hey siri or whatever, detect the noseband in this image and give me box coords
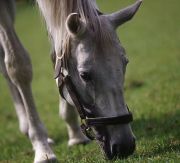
[54,59,133,140]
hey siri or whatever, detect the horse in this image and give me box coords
[0,0,142,162]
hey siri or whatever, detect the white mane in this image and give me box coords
[37,0,100,59]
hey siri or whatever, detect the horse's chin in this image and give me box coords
[101,142,115,160]
[96,135,114,160]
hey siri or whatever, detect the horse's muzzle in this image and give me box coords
[101,136,136,160]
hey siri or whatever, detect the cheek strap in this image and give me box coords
[57,73,133,140]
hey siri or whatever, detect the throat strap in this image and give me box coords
[64,75,87,119]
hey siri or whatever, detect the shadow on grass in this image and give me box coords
[52,126,69,145]
[137,141,180,159]
[133,110,180,157]
[125,79,145,90]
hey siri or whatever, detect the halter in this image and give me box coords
[54,57,133,140]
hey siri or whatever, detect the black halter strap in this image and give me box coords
[55,59,133,140]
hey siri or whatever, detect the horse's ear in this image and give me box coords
[107,0,142,28]
[66,13,87,37]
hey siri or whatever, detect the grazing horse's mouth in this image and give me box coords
[97,137,136,160]
[97,134,114,160]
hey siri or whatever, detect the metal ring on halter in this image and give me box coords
[56,54,64,60]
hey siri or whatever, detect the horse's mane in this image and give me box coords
[37,0,105,60]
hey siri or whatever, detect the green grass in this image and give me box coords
[0,0,179,162]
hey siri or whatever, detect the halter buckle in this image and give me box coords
[81,120,96,140]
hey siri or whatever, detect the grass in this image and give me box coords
[0,0,179,162]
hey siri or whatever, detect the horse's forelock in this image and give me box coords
[37,0,111,60]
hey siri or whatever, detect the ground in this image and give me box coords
[0,0,179,162]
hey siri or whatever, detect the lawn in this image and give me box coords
[0,0,179,162]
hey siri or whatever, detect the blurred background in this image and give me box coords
[0,0,179,162]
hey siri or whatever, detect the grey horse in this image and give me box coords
[0,0,142,162]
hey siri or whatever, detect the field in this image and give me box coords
[0,0,179,162]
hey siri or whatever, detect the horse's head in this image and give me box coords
[62,0,142,160]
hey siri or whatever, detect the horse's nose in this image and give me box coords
[111,137,136,159]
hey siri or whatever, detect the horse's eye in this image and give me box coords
[80,72,92,82]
